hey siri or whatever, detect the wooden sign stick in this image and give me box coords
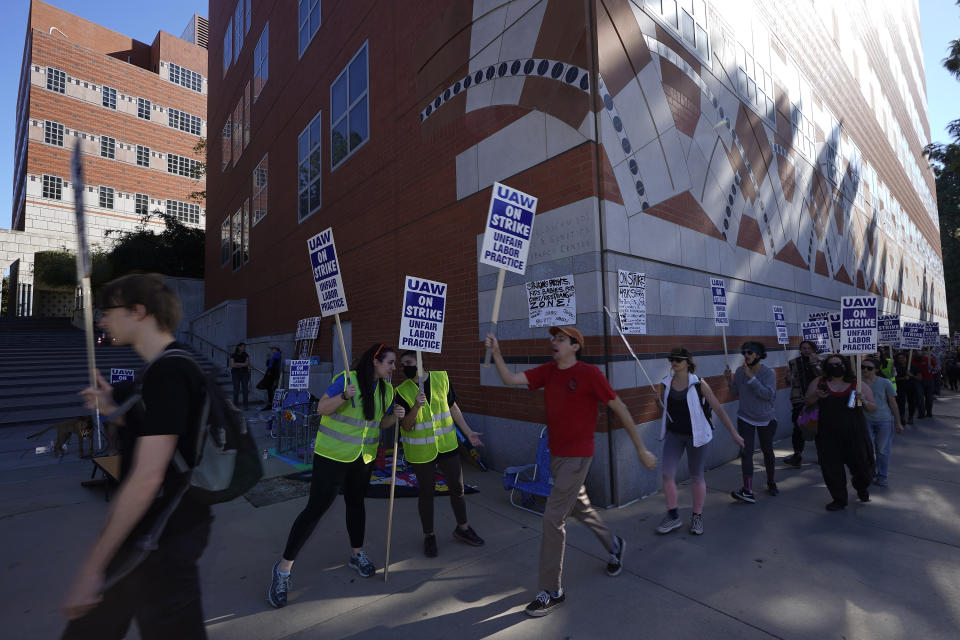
[483,269,506,367]
[334,313,355,408]
[383,375,400,582]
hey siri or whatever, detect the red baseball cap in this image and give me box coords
[549,326,585,351]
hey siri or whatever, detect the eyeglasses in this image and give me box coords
[861,365,875,371]
[741,350,754,356]
[668,357,687,363]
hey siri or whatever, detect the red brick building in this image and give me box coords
[204,0,942,503]
[2,0,207,317]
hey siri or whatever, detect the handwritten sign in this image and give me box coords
[307,227,348,316]
[839,296,877,354]
[900,322,924,350]
[295,316,321,341]
[271,388,287,411]
[399,276,447,354]
[877,314,900,345]
[617,270,646,335]
[526,275,576,328]
[801,320,831,354]
[289,360,310,390]
[479,182,538,275]
[772,305,788,345]
[711,277,728,327]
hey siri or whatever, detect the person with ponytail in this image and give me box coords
[268,344,405,608]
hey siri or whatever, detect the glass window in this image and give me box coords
[42,174,62,200]
[245,0,251,33]
[223,17,232,77]
[46,67,65,93]
[298,111,322,220]
[242,199,250,265]
[166,199,201,225]
[253,154,268,225]
[254,23,269,99]
[232,207,242,270]
[234,1,244,61]
[169,108,202,135]
[99,186,114,209]
[331,42,369,168]
[222,118,232,171]
[243,82,251,148]
[647,0,708,62]
[102,86,117,109]
[298,0,321,57]
[137,97,151,119]
[220,217,230,265]
[232,100,243,163]
[169,63,203,92]
[135,193,149,216]
[44,121,64,146]
[167,154,200,177]
[100,136,116,159]
[136,145,150,167]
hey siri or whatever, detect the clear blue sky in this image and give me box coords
[0,0,207,230]
[921,0,960,145]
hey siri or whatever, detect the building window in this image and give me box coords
[167,153,201,178]
[253,154,268,225]
[298,111,322,221]
[644,0,709,62]
[234,0,245,61]
[223,17,233,77]
[242,199,250,265]
[734,19,774,123]
[166,199,201,225]
[221,118,232,170]
[331,42,369,168]
[102,86,117,109]
[232,207,242,270]
[136,145,150,167]
[169,108,202,135]
[243,82,251,148]
[99,186,115,209]
[245,0,251,33]
[254,23,269,99]
[220,217,230,266]
[46,67,66,93]
[44,120,64,146]
[42,174,62,200]
[100,136,116,159]
[169,62,203,92]
[135,193,149,216]
[137,97,151,119]
[298,0,321,57]
[232,100,243,164]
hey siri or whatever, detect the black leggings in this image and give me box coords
[410,451,467,534]
[282,454,373,561]
[738,419,777,485]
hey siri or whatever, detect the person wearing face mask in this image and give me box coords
[394,351,485,557]
[268,343,406,608]
[725,342,779,503]
[783,340,822,467]
[805,354,877,511]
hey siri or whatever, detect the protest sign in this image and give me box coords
[801,320,831,353]
[772,305,788,345]
[877,314,900,345]
[479,182,538,275]
[617,270,646,335]
[828,312,842,352]
[399,276,447,354]
[109,368,135,385]
[295,316,321,341]
[526,275,576,328]
[289,360,310,390]
[900,322,924,349]
[711,278,728,327]
[807,311,829,323]
[308,228,347,316]
[954,332,960,347]
[839,296,877,354]
[271,389,287,411]
[923,322,940,347]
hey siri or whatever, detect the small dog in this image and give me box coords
[27,416,94,458]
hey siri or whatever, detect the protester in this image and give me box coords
[260,346,282,410]
[783,340,822,467]
[861,356,903,487]
[945,348,959,391]
[63,274,212,638]
[913,348,938,418]
[655,348,743,536]
[394,351,485,557]
[485,327,657,617]
[268,344,405,608]
[805,354,877,510]
[725,342,778,502]
[892,351,921,425]
[230,342,251,410]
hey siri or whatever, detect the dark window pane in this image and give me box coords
[332,76,348,121]
[331,120,348,165]
[299,191,309,219]
[349,47,367,103]
[299,161,310,191]
[298,130,309,162]
[349,97,368,150]
[310,115,323,149]
[310,149,322,181]
[309,182,321,212]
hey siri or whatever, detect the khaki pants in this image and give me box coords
[539,456,614,592]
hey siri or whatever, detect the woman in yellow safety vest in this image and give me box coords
[267,343,405,608]
[395,351,485,558]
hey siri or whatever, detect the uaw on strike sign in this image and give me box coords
[399,276,447,354]
[308,227,347,316]
[839,295,877,354]
[479,182,538,274]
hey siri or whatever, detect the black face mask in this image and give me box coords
[826,363,845,378]
[403,365,418,380]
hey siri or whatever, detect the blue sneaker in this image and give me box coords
[267,561,290,608]
[348,550,376,577]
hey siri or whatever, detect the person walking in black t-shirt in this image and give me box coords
[230,342,251,409]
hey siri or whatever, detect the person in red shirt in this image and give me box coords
[913,348,938,418]
[485,326,656,617]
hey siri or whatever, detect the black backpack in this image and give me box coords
[694,381,714,429]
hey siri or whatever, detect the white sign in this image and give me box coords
[526,275,576,328]
[900,322,924,349]
[399,276,447,354]
[271,389,287,411]
[877,314,900,344]
[807,311,830,323]
[479,182,538,275]
[289,360,311,390]
[308,227,348,317]
[295,316,321,341]
[109,368,135,384]
[711,277,728,327]
[617,270,646,335]
[772,305,788,345]
[828,312,842,352]
[839,296,878,354]
[922,322,940,347]
[801,320,831,354]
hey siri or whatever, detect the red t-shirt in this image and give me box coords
[524,361,616,457]
[914,356,937,381]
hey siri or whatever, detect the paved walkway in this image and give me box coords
[2,394,959,639]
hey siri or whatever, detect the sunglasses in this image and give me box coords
[861,365,875,371]
[668,357,687,363]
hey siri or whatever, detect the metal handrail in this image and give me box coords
[182,330,266,375]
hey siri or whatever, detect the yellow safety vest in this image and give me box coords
[314,371,393,464]
[395,371,457,464]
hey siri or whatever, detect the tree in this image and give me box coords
[189,137,207,203]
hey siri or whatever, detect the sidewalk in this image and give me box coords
[2,395,959,639]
